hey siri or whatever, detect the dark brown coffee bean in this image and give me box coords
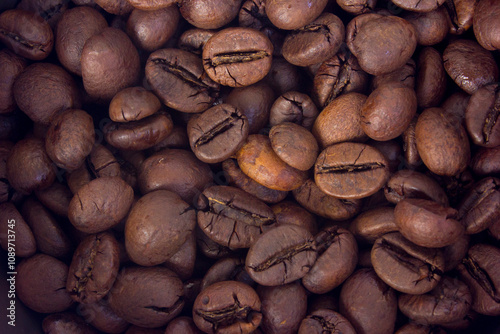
[188,104,249,164]
[146,48,220,113]
[416,47,447,108]
[282,13,344,67]
[6,137,56,194]
[401,115,421,168]
[269,92,319,130]
[125,190,196,266]
[371,232,445,294]
[339,268,397,334]
[361,82,417,141]
[246,224,317,286]
[55,6,107,76]
[200,256,253,291]
[302,226,358,294]
[264,57,301,96]
[0,9,53,60]
[471,146,500,176]
[94,0,133,15]
[0,202,36,257]
[178,28,216,55]
[179,0,242,30]
[127,5,180,52]
[34,181,71,217]
[0,49,27,114]
[445,0,477,35]
[165,316,202,334]
[457,244,500,316]
[314,142,390,199]
[108,266,184,328]
[193,280,262,334]
[349,207,398,245]
[415,107,470,176]
[42,312,98,334]
[68,176,134,233]
[336,0,376,15]
[81,27,140,102]
[77,299,130,334]
[443,39,498,94]
[236,134,308,191]
[66,232,120,304]
[203,27,273,87]
[238,0,268,30]
[13,62,81,125]
[17,253,73,313]
[403,6,449,46]
[299,309,356,334]
[465,83,500,147]
[393,0,445,12]
[473,0,500,50]
[109,86,162,123]
[442,234,470,272]
[127,0,177,10]
[265,0,328,30]
[272,200,317,235]
[371,58,416,92]
[163,229,197,280]
[197,185,275,249]
[293,179,362,221]
[17,0,68,28]
[394,198,463,248]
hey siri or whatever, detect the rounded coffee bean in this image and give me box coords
[471,146,500,176]
[203,27,273,87]
[17,254,73,313]
[403,7,449,46]
[179,0,242,30]
[17,0,69,28]
[0,202,36,257]
[68,176,134,233]
[66,232,120,304]
[109,86,162,123]
[245,224,317,286]
[269,91,319,130]
[77,299,130,333]
[108,266,184,328]
[442,234,470,272]
[371,232,445,294]
[164,229,197,281]
[265,0,328,30]
[200,256,253,291]
[146,48,220,113]
[42,312,98,334]
[188,104,249,164]
[125,190,196,266]
[272,200,317,234]
[299,309,356,334]
[445,0,476,35]
[473,0,500,51]
[371,58,417,91]
[416,47,447,108]
[465,83,500,147]
[0,9,54,60]
[349,206,398,244]
[193,280,262,334]
[178,28,216,55]
[314,142,390,199]
[337,0,376,15]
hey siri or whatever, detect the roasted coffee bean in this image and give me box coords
[0,49,27,114]
[94,0,133,15]
[42,312,98,334]
[108,266,184,328]
[188,104,249,164]
[197,185,275,249]
[473,0,500,50]
[371,58,417,91]
[0,9,54,60]
[109,86,162,123]
[445,0,477,35]
[349,207,398,245]
[17,0,68,28]
[298,308,356,334]
[465,82,500,147]
[403,6,449,46]
[238,0,269,31]
[271,201,317,235]
[371,232,445,294]
[193,280,262,334]
[392,0,446,12]
[269,91,319,130]
[442,234,470,272]
[314,142,390,199]
[179,0,242,30]
[77,299,130,333]
[201,256,254,291]
[336,0,376,15]
[202,27,273,87]
[264,57,301,96]
[416,47,447,108]
[471,146,500,176]
[146,48,220,113]
[165,316,202,334]
[196,227,233,260]
[245,224,317,286]
[402,115,421,168]
[339,268,397,334]
[125,190,196,266]
[0,202,36,257]
[127,0,177,10]
[163,229,197,281]
[178,29,216,55]
[265,0,329,30]
[66,232,119,304]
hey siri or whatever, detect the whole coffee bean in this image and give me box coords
[17,253,73,313]
[66,232,120,304]
[197,185,275,249]
[299,309,356,334]
[17,0,68,28]
[371,58,416,91]
[471,146,500,175]
[293,179,362,220]
[104,112,174,151]
[34,181,72,217]
[282,13,345,67]
[94,0,133,15]
[384,169,449,206]
[445,0,477,35]
[269,92,318,130]
[339,268,397,334]
[201,256,254,291]
[371,232,445,294]
[108,266,184,328]
[416,47,447,108]
[193,280,262,334]
[165,316,202,334]
[109,87,162,123]
[13,62,81,125]
[403,7,449,46]
[0,49,27,114]
[138,148,212,204]
[77,299,130,333]
[202,27,273,87]
[265,0,329,30]
[178,28,216,55]
[68,176,134,233]
[179,0,242,30]
[0,202,36,257]
[81,27,140,102]
[188,104,249,164]
[6,137,56,194]
[336,0,376,15]
[302,226,358,294]
[146,48,220,113]
[245,224,317,286]
[465,83,500,147]
[42,312,98,334]
[196,228,232,260]
[348,15,417,75]
[361,82,417,141]
[457,177,500,234]
[349,207,398,244]
[442,39,498,94]
[415,107,470,176]
[473,0,500,50]
[0,9,54,60]
[45,109,95,171]
[272,201,317,234]
[239,0,269,30]
[127,0,177,10]
[225,81,275,134]
[125,190,196,266]
[269,122,318,171]
[55,6,107,76]
[457,244,500,316]
[127,5,180,52]
[314,142,390,199]
[402,115,421,168]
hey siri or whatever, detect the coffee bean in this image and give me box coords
[299,308,356,334]
[349,207,398,244]
[265,0,329,30]
[179,0,242,30]
[269,91,319,130]
[473,0,500,50]
[465,82,500,147]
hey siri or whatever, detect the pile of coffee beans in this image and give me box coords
[1,0,499,333]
